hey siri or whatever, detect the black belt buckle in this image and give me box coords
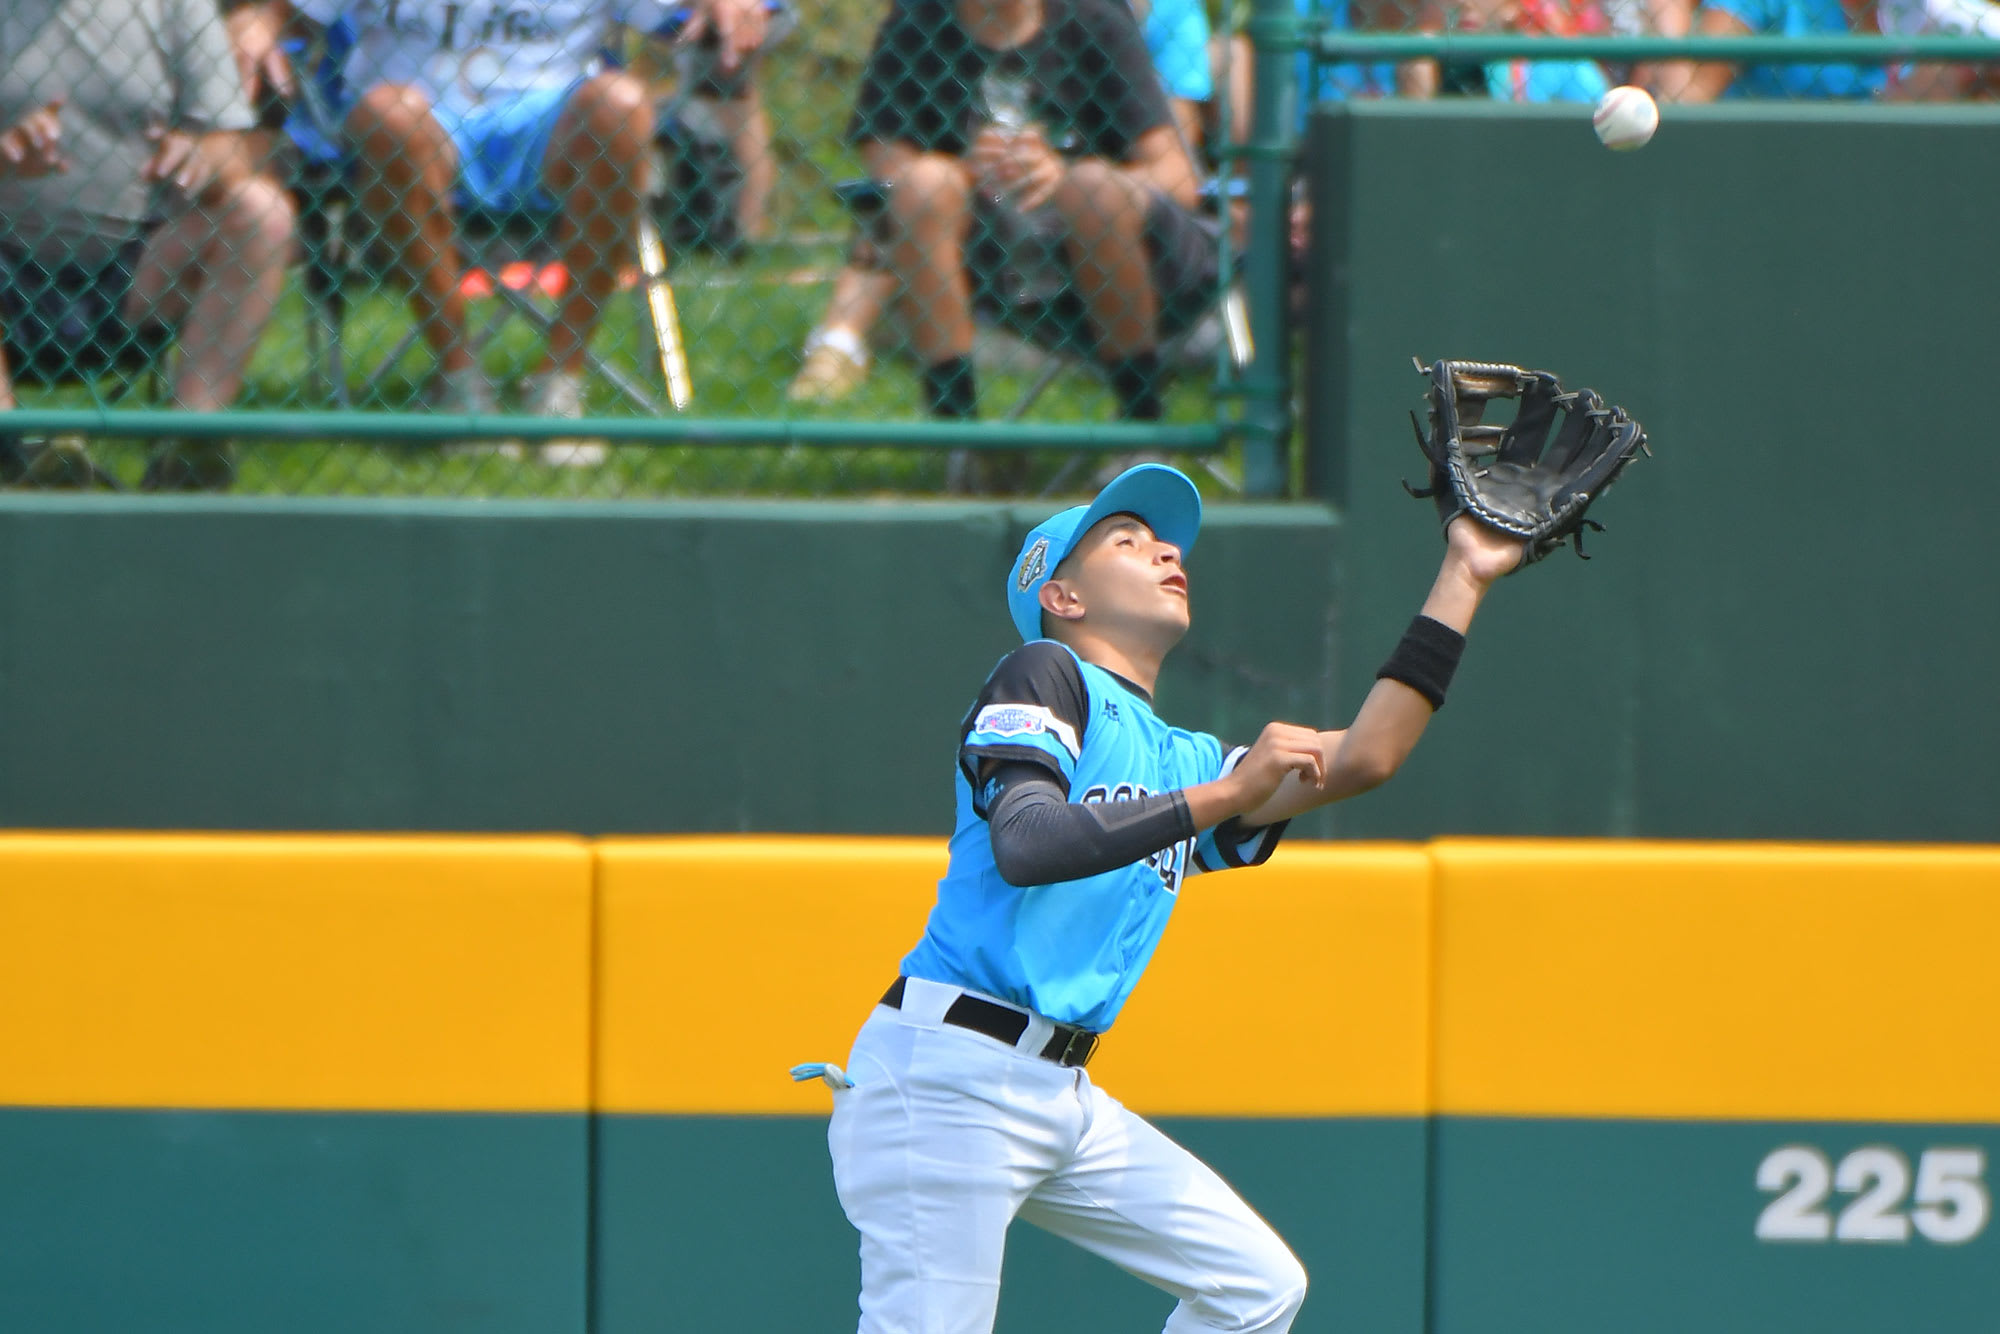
[1044,1025,1100,1069]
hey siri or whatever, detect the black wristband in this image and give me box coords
[1375,614,1466,711]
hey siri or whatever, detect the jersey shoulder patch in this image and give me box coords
[970,702,1081,758]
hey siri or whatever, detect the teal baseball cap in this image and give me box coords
[1007,463,1203,642]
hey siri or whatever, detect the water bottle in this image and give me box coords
[979,68,1033,136]
[975,63,1060,305]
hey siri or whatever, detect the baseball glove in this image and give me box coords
[1406,358,1649,565]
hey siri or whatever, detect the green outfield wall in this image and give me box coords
[1302,102,2000,843]
[0,835,595,1334]
[5,835,1997,1333]
[0,497,1337,837]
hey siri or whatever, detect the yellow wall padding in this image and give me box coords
[0,835,594,1111]
[1094,843,1432,1116]
[11,835,1998,1121]
[593,837,1432,1116]
[1430,840,2000,1121]
[594,837,944,1115]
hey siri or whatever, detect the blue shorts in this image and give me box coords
[432,80,586,214]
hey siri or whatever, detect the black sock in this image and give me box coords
[922,356,978,419]
[1107,351,1164,421]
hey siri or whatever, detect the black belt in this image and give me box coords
[880,976,1101,1069]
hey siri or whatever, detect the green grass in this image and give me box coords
[25,240,1234,499]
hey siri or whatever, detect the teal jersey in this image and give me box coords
[901,641,1285,1031]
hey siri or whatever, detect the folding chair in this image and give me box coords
[282,19,680,414]
[0,241,181,489]
[831,175,1253,423]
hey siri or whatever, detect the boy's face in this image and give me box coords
[1041,514,1191,646]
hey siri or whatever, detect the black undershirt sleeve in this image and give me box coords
[984,762,1196,887]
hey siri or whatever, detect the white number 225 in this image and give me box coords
[1756,1146,1988,1245]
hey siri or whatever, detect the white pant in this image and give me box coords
[827,977,1308,1334]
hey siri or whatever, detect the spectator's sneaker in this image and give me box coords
[0,432,25,484]
[432,364,497,415]
[431,366,522,458]
[141,438,236,492]
[787,330,870,404]
[3,433,106,489]
[525,369,607,468]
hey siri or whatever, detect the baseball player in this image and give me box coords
[814,461,1525,1334]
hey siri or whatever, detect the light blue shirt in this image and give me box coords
[1296,0,1398,110]
[1704,0,1884,97]
[901,642,1283,1032]
[1483,57,1611,102]
[1140,0,1214,101]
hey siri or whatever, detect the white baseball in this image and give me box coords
[1593,86,1658,151]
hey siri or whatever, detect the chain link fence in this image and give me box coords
[0,0,1993,497]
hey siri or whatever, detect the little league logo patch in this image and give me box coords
[1017,537,1050,591]
[975,704,1050,738]
[973,702,1081,758]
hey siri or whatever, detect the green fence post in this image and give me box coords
[1238,0,1309,498]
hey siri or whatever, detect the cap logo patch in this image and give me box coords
[1016,536,1050,591]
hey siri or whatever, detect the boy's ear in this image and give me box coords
[1039,577,1084,626]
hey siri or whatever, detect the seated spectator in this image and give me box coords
[1652,0,1883,100]
[0,0,296,491]
[245,0,765,463]
[789,0,1239,410]
[1297,0,1418,104]
[1876,0,2000,98]
[793,0,1210,426]
[1405,0,1614,101]
[1880,0,2000,32]
[626,4,798,254]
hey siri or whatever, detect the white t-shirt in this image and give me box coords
[297,1,685,107]
[1877,0,2000,34]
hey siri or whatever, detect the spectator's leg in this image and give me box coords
[345,84,471,373]
[1881,64,1976,100]
[789,259,890,404]
[701,86,774,244]
[883,154,976,416]
[1049,161,1163,417]
[823,264,893,346]
[1207,34,1253,158]
[540,70,651,375]
[127,175,297,411]
[1051,162,1157,356]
